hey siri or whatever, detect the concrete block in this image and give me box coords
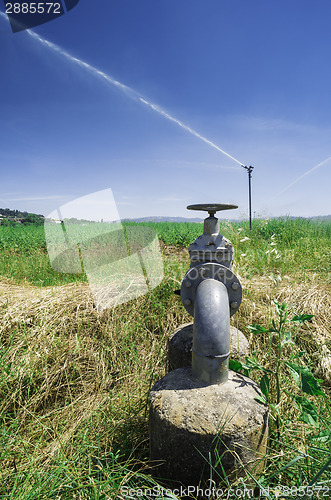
[149,367,268,486]
[168,323,249,371]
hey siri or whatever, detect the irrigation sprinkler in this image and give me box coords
[242,165,254,230]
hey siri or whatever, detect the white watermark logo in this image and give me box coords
[44,188,164,311]
[119,485,272,499]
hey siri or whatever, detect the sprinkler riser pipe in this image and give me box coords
[192,279,230,384]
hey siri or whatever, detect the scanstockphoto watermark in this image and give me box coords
[120,484,331,499]
[44,188,164,312]
[120,485,272,499]
[173,247,296,266]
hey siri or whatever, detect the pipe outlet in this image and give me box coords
[192,279,230,385]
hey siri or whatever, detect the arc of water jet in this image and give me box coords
[27,28,138,98]
[274,156,331,198]
[0,9,245,170]
[139,98,244,167]
[30,27,245,168]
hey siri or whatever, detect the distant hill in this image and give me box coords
[1,207,330,225]
[0,208,44,225]
[0,207,44,219]
[125,215,331,224]
[124,216,204,223]
[310,215,331,221]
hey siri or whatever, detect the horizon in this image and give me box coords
[1,2,331,220]
[1,205,330,224]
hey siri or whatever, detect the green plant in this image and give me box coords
[230,300,331,493]
[231,301,322,442]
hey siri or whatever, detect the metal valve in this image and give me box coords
[186,203,238,269]
[179,203,242,384]
[181,203,242,316]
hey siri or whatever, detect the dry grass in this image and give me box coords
[0,266,191,483]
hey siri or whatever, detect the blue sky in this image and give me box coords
[0,0,330,221]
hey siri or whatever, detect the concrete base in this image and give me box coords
[149,368,268,486]
[168,323,249,371]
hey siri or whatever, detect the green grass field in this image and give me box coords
[0,218,330,499]
[1,217,330,286]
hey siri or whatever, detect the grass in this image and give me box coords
[0,217,330,286]
[0,218,330,498]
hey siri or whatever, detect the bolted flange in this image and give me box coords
[180,262,242,317]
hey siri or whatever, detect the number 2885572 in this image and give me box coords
[5,3,61,14]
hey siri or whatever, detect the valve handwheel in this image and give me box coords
[187,204,238,217]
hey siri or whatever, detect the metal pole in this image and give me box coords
[242,165,254,230]
[248,166,252,230]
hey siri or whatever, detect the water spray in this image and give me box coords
[274,156,331,198]
[0,10,244,170]
[139,98,244,166]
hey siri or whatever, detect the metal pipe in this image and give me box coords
[242,165,254,230]
[248,167,253,230]
[192,279,230,384]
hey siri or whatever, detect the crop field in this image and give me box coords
[0,218,330,499]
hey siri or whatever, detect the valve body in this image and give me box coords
[180,204,242,384]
